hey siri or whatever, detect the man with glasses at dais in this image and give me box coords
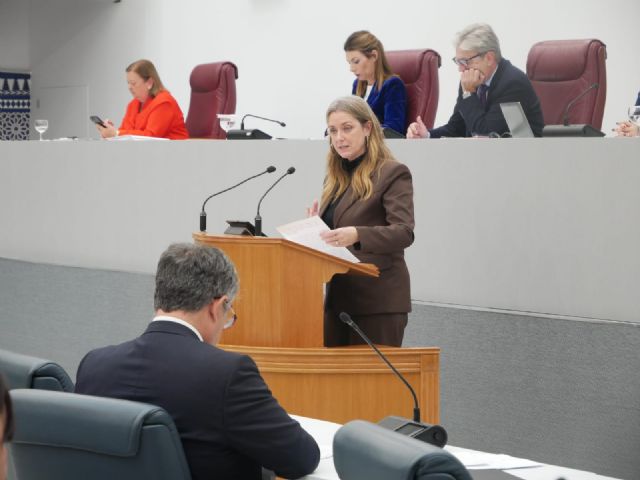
[407,23,544,138]
[75,243,320,480]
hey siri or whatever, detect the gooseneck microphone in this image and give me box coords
[339,312,420,422]
[199,166,276,232]
[254,167,296,236]
[563,83,599,126]
[240,114,286,129]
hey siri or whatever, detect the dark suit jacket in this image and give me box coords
[75,321,320,480]
[430,59,544,138]
[321,160,414,315]
[636,90,640,106]
[353,76,408,134]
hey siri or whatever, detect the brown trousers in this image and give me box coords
[324,309,408,347]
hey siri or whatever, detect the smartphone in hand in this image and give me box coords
[90,115,107,128]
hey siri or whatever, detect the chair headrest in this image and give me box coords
[190,61,238,92]
[10,389,175,457]
[387,49,441,84]
[0,348,73,391]
[527,39,606,82]
[333,420,472,480]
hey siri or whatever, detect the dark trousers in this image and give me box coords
[324,309,408,347]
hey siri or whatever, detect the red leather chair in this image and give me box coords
[526,39,607,130]
[387,49,441,130]
[185,61,238,139]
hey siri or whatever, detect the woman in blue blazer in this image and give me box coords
[344,31,407,134]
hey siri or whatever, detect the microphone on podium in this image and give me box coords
[339,312,448,447]
[227,114,286,140]
[254,167,296,237]
[199,166,276,232]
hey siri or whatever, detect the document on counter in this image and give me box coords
[277,216,359,263]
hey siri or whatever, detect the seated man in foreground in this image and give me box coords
[75,243,320,480]
[407,23,544,138]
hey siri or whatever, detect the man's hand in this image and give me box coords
[407,115,428,139]
[460,69,485,94]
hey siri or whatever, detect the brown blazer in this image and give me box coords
[320,159,415,315]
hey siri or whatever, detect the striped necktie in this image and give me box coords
[477,84,489,107]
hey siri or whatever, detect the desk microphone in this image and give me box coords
[563,83,599,126]
[241,114,286,129]
[227,114,286,140]
[199,166,276,232]
[338,312,448,447]
[339,312,420,422]
[254,167,295,236]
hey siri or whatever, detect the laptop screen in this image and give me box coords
[500,102,534,138]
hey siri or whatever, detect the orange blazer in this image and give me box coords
[119,90,189,140]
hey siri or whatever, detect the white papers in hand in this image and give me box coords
[277,216,360,263]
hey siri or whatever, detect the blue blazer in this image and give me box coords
[75,321,320,480]
[352,76,407,133]
[635,91,640,106]
[430,59,544,138]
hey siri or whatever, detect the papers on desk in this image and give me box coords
[445,446,540,470]
[276,216,359,263]
[106,135,169,141]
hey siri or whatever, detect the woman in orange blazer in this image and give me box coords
[96,59,189,140]
[308,96,415,347]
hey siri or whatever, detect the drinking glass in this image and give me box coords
[34,119,49,141]
[217,114,237,132]
[628,106,640,125]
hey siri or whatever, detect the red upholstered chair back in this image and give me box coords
[185,61,238,139]
[526,39,607,130]
[387,49,441,130]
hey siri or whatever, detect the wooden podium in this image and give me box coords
[193,233,440,424]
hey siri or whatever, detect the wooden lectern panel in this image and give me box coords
[224,345,440,425]
[193,233,377,348]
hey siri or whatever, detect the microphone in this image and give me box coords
[339,312,448,448]
[254,167,296,236]
[339,312,420,422]
[199,166,276,232]
[227,114,286,140]
[240,114,286,129]
[563,83,599,126]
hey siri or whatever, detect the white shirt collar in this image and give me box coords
[152,315,203,342]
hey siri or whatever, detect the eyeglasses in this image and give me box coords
[452,52,485,67]
[223,304,237,330]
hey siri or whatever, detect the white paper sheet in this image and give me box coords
[277,216,359,263]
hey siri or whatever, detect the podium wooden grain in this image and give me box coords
[194,233,440,424]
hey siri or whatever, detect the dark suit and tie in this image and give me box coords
[430,58,544,138]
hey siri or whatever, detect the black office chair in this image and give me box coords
[333,420,472,480]
[9,389,192,480]
[0,348,73,392]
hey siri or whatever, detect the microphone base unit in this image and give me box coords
[377,415,448,448]
[223,220,267,237]
[542,124,605,137]
[227,129,272,140]
[382,127,406,139]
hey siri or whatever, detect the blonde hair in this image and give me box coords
[344,31,396,97]
[126,59,166,97]
[322,96,395,207]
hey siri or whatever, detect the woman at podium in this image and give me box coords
[309,96,414,347]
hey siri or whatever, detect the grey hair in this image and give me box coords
[154,243,238,312]
[454,23,502,62]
